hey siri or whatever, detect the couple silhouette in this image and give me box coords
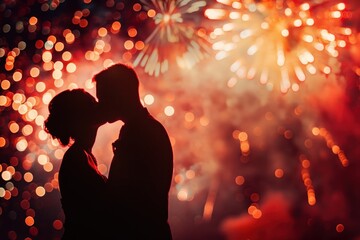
[44,63,174,240]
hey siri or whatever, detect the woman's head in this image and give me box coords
[44,89,99,146]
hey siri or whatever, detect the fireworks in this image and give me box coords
[205,0,353,93]
[133,0,212,76]
[0,1,359,240]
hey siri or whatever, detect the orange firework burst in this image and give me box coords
[205,0,353,93]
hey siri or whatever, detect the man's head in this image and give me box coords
[93,63,141,123]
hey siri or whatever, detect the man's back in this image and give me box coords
[106,107,173,239]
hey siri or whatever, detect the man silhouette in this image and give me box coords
[93,63,173,239]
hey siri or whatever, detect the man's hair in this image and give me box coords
[93,63,139,96]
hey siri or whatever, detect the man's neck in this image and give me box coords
[122,106,148,123]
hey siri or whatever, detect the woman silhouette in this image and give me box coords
[44,88,107,239]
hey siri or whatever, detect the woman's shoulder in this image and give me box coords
[61,145,88,168]
[64,145,86,158]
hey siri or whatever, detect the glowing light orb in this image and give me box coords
[206,0,353,93]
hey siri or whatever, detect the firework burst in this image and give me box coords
[133,0,212,76]
[205,0,353,93]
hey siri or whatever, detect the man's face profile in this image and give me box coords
[96,84,120,123]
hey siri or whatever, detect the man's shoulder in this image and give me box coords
[146,116,168,134]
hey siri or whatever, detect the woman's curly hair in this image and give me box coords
[44,89,97,146]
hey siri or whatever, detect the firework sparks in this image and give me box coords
[205,0,353,93]
[312,127,349,167]
[133,0,211,76]
[300,155,316,206]
[203,179,219,220]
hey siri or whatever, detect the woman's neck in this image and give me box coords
[73,139,93,153]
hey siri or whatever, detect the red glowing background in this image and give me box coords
[0,1,359,239]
